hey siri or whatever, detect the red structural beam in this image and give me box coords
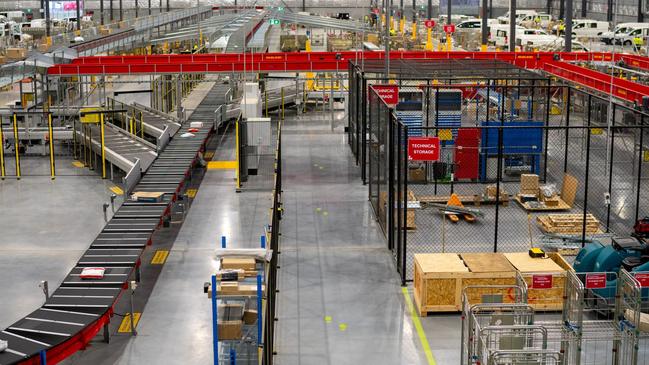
[47,51,649,103]
[542,60,649,104]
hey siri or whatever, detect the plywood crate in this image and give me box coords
[504,252,572,311]
[413,253,517,315]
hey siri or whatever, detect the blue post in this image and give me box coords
[257,274,262,346]
[229,348,236,365]
[211,274,218,365]
[260,235,266,249]
[39,350,46,365]
[221,236,226,248]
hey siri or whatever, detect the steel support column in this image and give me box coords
[565,0,572,51]
[481,0,488,49]
[509,0,516,51]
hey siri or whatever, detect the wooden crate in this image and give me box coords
[536,213,601,234]
[504,252,572,311]
[413,253,517,315]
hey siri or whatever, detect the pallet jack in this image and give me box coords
[428,194,484,223]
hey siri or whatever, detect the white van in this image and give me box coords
[519,13,553,28]
[490,24,525,48]
[497,10,537,24]
[569,19,609,37]
[600,23,645,44]
[614,25,649,46]
[517,28,560,48]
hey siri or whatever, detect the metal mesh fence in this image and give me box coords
[367,81,649,282]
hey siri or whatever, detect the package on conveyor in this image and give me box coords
[130,191,164,203]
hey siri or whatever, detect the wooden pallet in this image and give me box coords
[514,195,572,211]
[419,194,509,206]
[537,214,601,234]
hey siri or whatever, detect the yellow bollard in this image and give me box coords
[140,112,144,138]
[411,21,417,41]
[426,28,433,50]
[100,113,106,179]
[12,113,20,179]
[265,89,268,117]
[235,118,241,191]
[446,33,452,51]
[481,44,488,52]
[0,116,4,179]
[47,113,55,180]
[399,18,405,34]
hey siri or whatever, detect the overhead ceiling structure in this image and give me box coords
[270,10,376,33]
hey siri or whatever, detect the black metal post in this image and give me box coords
[559,0,565,19]
[149,0,152,15]
[581,0,587,17]
[110,0,114,21]
[607,0,613,21]
[639,0,644,22]
[402,124,408,285]
[388,114,394,252]
[362,77,368,184]
[119,0,123,21]
[427,0,432,19]
[581,95,592,246]
[565,0,573,51]
[447,0,451,24]
[434,85,439,194]
[543,82,551,182]
[494,88,505,252]
[100,0,104,24]
[45,0,50,36]
[563,88,571,173]
[636,116,645,222]
[605,104,616,232]
[509,0,516,51]
[481,0,488,49]
[76,0,81,30]
[135,0,139,18]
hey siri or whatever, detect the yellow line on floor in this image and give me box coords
[118,313,141,333]
[151,250,169,264]
[186,188,197,198]
[109,186,124,195]
[401,287,437,365]
[207,160,237,170]
[72,161,84,168]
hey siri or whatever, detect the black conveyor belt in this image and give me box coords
[0,82,229,364]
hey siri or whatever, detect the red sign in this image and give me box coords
[408,137,440,161]
[424,19,436,28]
[532,274,553,289]
[373,85,399,105]
[585,273,607,289]
[635,273,649,287]
[443,24,456,33]
[373,8,380,14]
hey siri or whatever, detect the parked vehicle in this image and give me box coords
[612,24,649,46]
[518,13,553,28]
[0,11,25,22]
[600,23,645,44]
[456,18,499,30]
[497,10,537,24]
[553,19,609,37]
[489,24,525,48]
[517,28,560,48]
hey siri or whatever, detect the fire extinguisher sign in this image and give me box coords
[408,137,440,161]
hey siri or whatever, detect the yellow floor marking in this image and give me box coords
[207,160,237,169]
[186,188,197,198]
[118,313,141,333]
[401,287,437,365]
[323,211,329,216]
[204,151,214,159]
[72,161,84,168]
[338,323,347,331]
[109,186,124,195]
[315,208,321,213]
[324,316,332,323]
[151,250,169,264]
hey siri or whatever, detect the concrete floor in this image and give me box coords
[0,157,126,329]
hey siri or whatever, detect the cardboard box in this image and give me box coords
[220,282,239,293]
[544,196,560,207]
[6,48,27,60]
[222,257,256,271]
[520,174,539,194]
[0,56,6,65]
[190,122,203,128]
[218,304,243,340]
[131,191,164,202]
[243,309,258,325]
